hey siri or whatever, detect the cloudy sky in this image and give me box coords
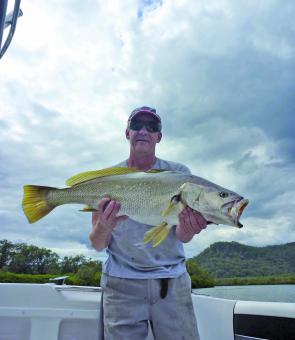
[1,0,294,262]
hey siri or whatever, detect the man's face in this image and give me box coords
[126,113,162,153]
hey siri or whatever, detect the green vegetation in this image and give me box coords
[192,241,295,279]
[0,239,213,287]
[0,239,102,286]
[186,259,215,288]
[215,275,295,286]
[1,239,295,287]
[0,270,57,284]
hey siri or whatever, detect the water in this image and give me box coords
[193,284,295,302]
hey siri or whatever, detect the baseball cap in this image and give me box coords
[128,106,161,124]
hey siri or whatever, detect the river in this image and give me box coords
[193,284,295,302]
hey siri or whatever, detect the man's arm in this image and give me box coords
[175,207,207,243]
[89,197,128,251]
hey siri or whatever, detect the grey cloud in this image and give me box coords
[31,102,60,118]
[1,0,295,257]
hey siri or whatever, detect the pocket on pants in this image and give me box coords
[170,271,192,298]
[100,273,107,289]
[182,271,192,291]
[101,274,127,293]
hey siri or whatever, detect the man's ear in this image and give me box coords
[125,128,130,140]
[157,132,162,143]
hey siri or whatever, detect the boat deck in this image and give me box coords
[0,283,294,340]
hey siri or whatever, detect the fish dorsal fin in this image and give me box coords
[66,167,139,186]
[65,167,166,187]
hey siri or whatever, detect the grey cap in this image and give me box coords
[128,106,161,123]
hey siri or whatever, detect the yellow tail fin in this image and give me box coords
[22,185,56,223]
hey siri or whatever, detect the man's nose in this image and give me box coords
[138,125,149,133]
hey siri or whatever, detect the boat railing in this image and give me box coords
[0,0,23,59]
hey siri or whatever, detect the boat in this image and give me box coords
[0,280,294,340]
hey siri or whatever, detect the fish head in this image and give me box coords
[180,182,249,228]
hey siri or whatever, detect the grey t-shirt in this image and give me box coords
[102,158,191,279]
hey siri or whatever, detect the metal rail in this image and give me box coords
[0,0,23,59]
[53,286,102,292]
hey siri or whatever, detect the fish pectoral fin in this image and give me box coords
[161,194,181,217]
[152,226,171,247]
[143,223,167,245]
[161,202,175,217]
[79,205,97,212]
[143,222,171,247]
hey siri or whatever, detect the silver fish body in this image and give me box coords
[22,168,249,246]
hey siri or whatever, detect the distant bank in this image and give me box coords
[191,241,295,280]
[2,239,295,288]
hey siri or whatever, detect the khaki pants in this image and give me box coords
[99,272,200,340]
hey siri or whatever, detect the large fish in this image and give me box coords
[22,167,249,247]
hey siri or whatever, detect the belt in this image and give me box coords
[160,278,169,299]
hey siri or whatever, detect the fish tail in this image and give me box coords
[22,185,57,223]
[143,222,171,247]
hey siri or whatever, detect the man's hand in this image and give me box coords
[89,197,128,251]
[92,197,128,230]
[175,207,207,243]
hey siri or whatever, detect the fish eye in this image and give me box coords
[219,191,229,198]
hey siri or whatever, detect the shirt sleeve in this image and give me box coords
[176,163,191,175]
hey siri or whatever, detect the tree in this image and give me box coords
[76,261,102,286]
[0,239,15,268]
[8,243,60,274]
[60,255,87,274]
[186,259,215,288]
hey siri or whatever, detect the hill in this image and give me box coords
[192,241,295,278]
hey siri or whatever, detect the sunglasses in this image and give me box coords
[129,120,161,133]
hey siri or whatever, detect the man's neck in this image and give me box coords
[127,153,157,171]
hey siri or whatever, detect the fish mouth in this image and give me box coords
[224,198,249,228]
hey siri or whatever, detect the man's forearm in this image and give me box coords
[89,227,112,251]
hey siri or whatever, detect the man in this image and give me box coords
[89,107,207,340]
